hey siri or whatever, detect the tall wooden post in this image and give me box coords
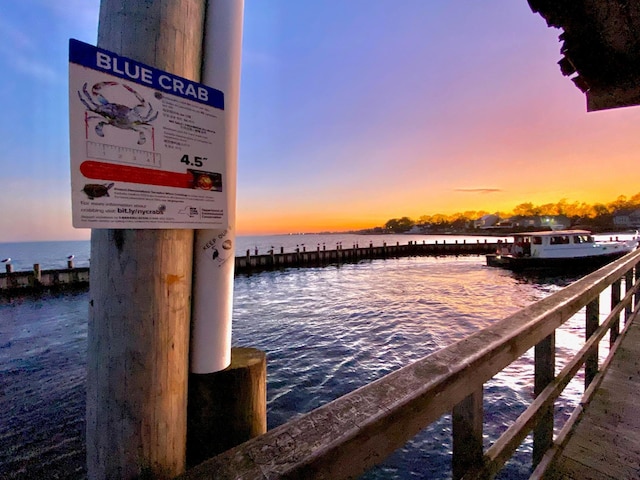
[86,2,205,478]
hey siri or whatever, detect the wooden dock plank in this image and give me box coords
[561,425,640,474]
[545,313,640,480]
[549,456,620,480]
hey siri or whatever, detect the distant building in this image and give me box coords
[540,215,571,230]
[511,215,539,228]
[407,224,431,234]
[613,209,640,228]
[502,215,571,230]
[474,214,500,229]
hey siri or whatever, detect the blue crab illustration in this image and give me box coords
[78,81,158,145]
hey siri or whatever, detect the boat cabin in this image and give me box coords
[510,230,597,259]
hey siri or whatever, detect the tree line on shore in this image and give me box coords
[377,193,640,234]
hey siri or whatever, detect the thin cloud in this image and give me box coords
[0,44,58,83]
[14,55,58,82]
[0,18,34,49]
[454,188,502,194]
[46,0,100,29]
[0,20,58,83]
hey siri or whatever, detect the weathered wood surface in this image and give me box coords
[585,297,600,387]
[180,250,640,479]
[187,347,266,468]
[481,278,639,479]
[544,310,640,480]
[86,1,205,478]
[453,389,484,479]
[534,333,555,467]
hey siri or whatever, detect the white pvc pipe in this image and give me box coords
[191,0,244,373]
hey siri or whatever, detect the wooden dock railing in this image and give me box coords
[180,248,640,479]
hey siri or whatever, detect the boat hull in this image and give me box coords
[486,251,630,273]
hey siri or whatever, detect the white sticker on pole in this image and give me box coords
[68,39,227,228]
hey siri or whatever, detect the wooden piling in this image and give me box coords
[187,347,266,467]
[32,264,41,287]
[86,2,205,478]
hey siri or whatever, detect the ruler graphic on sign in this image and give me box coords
[86,142,162,167]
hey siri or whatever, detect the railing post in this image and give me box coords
[452,387,483,479]
[635,265,640,311]
[625,270,634,323]
[533,332,555,467]
[610,279,621,347]
[585,296,600,388]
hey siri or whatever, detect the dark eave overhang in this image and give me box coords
[528,0,640,111]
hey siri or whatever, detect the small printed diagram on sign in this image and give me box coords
[82,182,114,200]
[78,81,158,147]
[189,169,222,191]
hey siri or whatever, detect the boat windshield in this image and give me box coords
[573,234,594,244]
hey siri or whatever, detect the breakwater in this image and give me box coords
[236,239,500,273]
[0,261,89,295]
[0,240,501,294]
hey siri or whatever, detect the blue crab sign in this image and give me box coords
[68,39,228,228]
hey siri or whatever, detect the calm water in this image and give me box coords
[0,236,615,479]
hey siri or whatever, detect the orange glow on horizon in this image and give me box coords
[236,188,640,235]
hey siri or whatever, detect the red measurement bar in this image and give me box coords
[80,160,193,189]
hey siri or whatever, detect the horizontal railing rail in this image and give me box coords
[180,248,640,480]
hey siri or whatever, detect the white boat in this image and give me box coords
[486,230,638,272]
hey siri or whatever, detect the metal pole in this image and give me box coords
[86,1,205,478]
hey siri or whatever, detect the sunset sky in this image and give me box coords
[2,0,640,242]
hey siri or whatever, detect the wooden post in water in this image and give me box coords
[86,1,205,478]
[33,264,41,286]
[187,347,266,467]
